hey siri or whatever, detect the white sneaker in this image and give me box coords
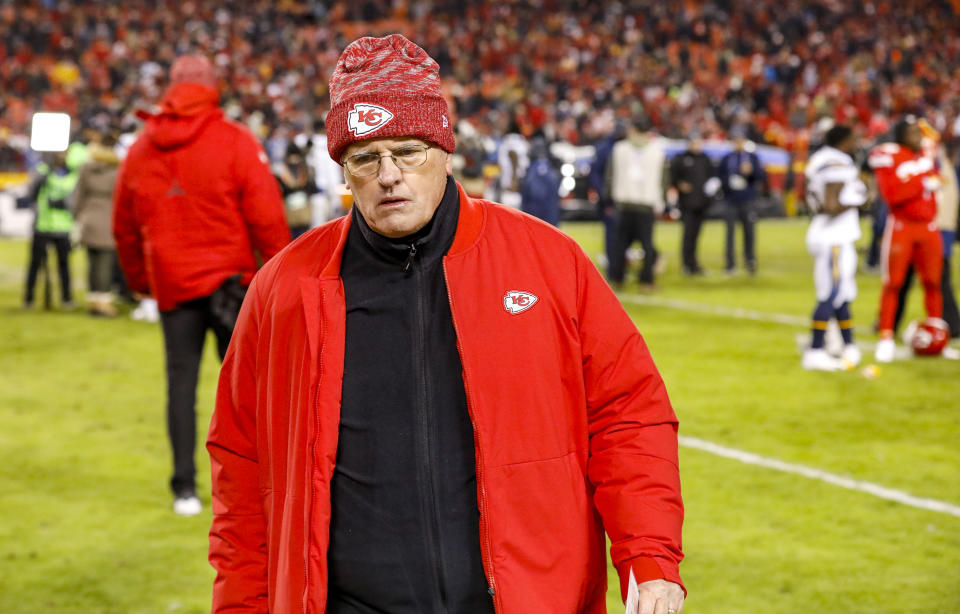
[840,344,861,369]
[131,298,160,323]
[173,494,202,516]
[802,348,843,371]
[874,338,896,363]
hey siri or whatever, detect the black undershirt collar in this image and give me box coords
[351,175,460,270]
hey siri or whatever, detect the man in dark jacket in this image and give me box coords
[520,137,561,226]
[718,126,766,274]
[670,134,717,275]
[207,34,685,614]
[113,55,289,516]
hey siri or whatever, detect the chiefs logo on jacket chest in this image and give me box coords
[503,290,539,315]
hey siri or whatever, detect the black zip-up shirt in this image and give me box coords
[328,176,495,614]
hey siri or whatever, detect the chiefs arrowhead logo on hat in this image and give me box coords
[503,291,539,315]
[348,103,395,137]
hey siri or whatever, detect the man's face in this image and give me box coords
[902,124,923,151]
[342,137,452,239]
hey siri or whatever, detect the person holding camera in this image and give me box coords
[22,145,86,309]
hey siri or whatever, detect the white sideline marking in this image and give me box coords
[679,435,960,518]
[619,293,809,327]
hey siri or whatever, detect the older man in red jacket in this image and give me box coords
[113,55,289,516]
[207,35,684,614]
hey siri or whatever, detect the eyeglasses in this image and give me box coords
[342,144,434,177]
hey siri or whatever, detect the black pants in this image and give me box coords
[609,205,657,284]
[681,207,707,272]
[86,247,116,293]
[724,200,757,271]
[24,232,72,305]
[160,296,233,496]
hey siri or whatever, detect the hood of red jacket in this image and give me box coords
[140,83,222,150]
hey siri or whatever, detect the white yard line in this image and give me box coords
[618,293,810,327]
[679,435,960,519]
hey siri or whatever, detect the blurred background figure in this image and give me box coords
[607,117,666,290]
[295,118,345,225]
[520,137,561,226]
[273,143,317,240]
[719,126,766,275]
[112,54,289,516]
[801,124,869,371]
[670,133,718,276]
[868,115,944,362]
[73,130,120,316]
[892,141,960,339]
[497,119,530,209]
[21,144,86,310]
[588,118,623,277]
[454,122,489,199]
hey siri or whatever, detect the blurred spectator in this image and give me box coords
[295,119,346,225]
[497,120,529,209]
[21,143,87,309]
[520,137,561,226]
[607,117,666,289]
[588,119,623,275]
[73,130,121,316]
[274,143,318,239]
[3,1,960,173]
[670,133,718,275]
[112,55,289,517]
[718,126,766,274]
[455,127,488,199]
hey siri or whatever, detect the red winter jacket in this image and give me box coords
[207,184,684,613]
[113,83,289,311]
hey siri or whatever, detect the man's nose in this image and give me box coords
[377,155,403,186]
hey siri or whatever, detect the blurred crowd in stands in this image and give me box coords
[3,0,960,174]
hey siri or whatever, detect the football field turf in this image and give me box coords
[0,217,957,613]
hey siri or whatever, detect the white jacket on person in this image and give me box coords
[609,135,666,213]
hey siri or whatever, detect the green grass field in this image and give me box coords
[1,218,958,613]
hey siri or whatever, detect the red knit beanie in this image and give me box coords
[170,55,217,89]
[326,34,455,163]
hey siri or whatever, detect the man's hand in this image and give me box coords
[630,579,684,614]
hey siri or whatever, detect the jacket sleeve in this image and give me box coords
[874,162,929,209]
[207,275,269,613]
[111,159,150,295]
[576,250,685,600]
[234,129,291,261]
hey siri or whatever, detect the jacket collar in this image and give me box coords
[350,175,460,269]
[318,180,484,279]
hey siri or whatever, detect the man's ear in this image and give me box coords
[444,152,453,176]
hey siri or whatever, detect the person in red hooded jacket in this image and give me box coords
[867,115,944,362]
[113,55,289,516]
[207,35,684,614]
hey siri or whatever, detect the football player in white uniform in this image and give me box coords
[802,125,870,370]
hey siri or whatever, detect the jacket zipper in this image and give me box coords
[409,243,449,612]
[442,259,499,612]
[304,285,327,614]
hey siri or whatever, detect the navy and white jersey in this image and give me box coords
[805,145,866,246]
